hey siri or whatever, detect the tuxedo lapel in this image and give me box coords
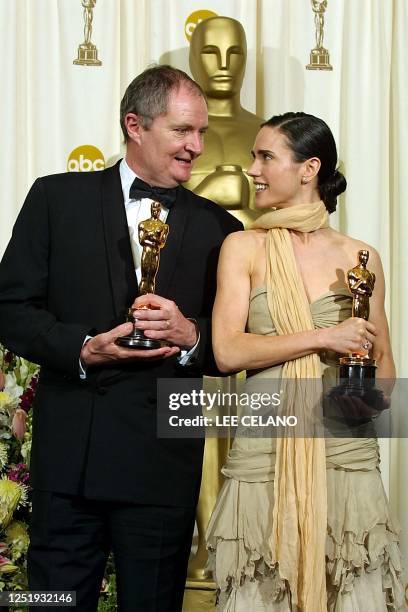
[155,187,192,297]
[100,162,138,321]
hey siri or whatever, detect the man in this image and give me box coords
[0,65,242,611]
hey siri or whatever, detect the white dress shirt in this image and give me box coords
[79,159,199,377]
[120,158,170,283]
[120,158,199,364]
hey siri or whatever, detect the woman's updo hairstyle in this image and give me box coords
[262,112,347,213]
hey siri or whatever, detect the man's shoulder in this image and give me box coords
[23,165,121,213]
[38,166,112,188]
[181,187,243,231]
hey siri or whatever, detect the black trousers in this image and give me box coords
[28,490,196,612]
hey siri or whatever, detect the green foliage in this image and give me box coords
[0,347,119,606]
[98,557,117,611]
[0,346,37,593]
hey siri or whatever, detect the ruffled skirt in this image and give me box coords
[206,437,404,611]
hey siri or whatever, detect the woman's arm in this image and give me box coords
[366,249,396,379]
[212,232,376,373]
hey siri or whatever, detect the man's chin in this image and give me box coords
[172,170,192,184]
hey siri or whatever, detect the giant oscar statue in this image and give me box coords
[184,17,263,611]
[186,16,264,226]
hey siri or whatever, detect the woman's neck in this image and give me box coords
[290,226,331,245]
[274,192,322,208]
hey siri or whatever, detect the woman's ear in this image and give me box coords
[301,157,321,183]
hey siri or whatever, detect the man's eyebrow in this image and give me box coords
[171,123,209,130]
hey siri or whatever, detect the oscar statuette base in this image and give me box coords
[73,44,102,66]
[306,47,332,70]
[115,322,162,350]
[115,309,162,350]
[115,334,161,350]
[324,356,386,425]
[338,356,377,382]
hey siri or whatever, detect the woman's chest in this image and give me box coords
[290,239,354,302]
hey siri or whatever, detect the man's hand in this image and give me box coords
[80,322,180,367]
[130,294,198,349]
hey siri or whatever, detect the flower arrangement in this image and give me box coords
[0,346,38,595]
[0,346,118,609]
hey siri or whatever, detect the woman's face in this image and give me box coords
[247,126,305,209]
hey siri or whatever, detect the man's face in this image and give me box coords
[126,85,208,187]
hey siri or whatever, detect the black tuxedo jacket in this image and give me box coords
[0,162,242,507]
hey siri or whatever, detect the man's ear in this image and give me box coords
[124,113,143,144]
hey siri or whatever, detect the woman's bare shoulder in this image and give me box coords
[329,228,381,262]
[222,228,267,251]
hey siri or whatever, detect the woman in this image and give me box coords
[206,113,403,611]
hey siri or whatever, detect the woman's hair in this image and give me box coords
[261,112,347,213]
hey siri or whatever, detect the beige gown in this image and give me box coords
[206,287,403,611]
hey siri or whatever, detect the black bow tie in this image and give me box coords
[129,176,179,209]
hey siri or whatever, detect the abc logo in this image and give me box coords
[184,10,218,42]
[67,145,105,172]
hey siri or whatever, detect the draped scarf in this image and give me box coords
[251,200,329,611]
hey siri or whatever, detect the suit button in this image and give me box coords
[97,386,108,395]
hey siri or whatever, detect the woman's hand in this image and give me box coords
[318,317,377,356]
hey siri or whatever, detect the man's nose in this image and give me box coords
[186,132,204,155]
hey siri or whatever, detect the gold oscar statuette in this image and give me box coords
[73,0,102,67]
[325,250,386,421]
[306,0,333,71]
[339,249,376,378]
[116,202,169,350]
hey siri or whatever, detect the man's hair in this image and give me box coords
[120,64,206,140]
